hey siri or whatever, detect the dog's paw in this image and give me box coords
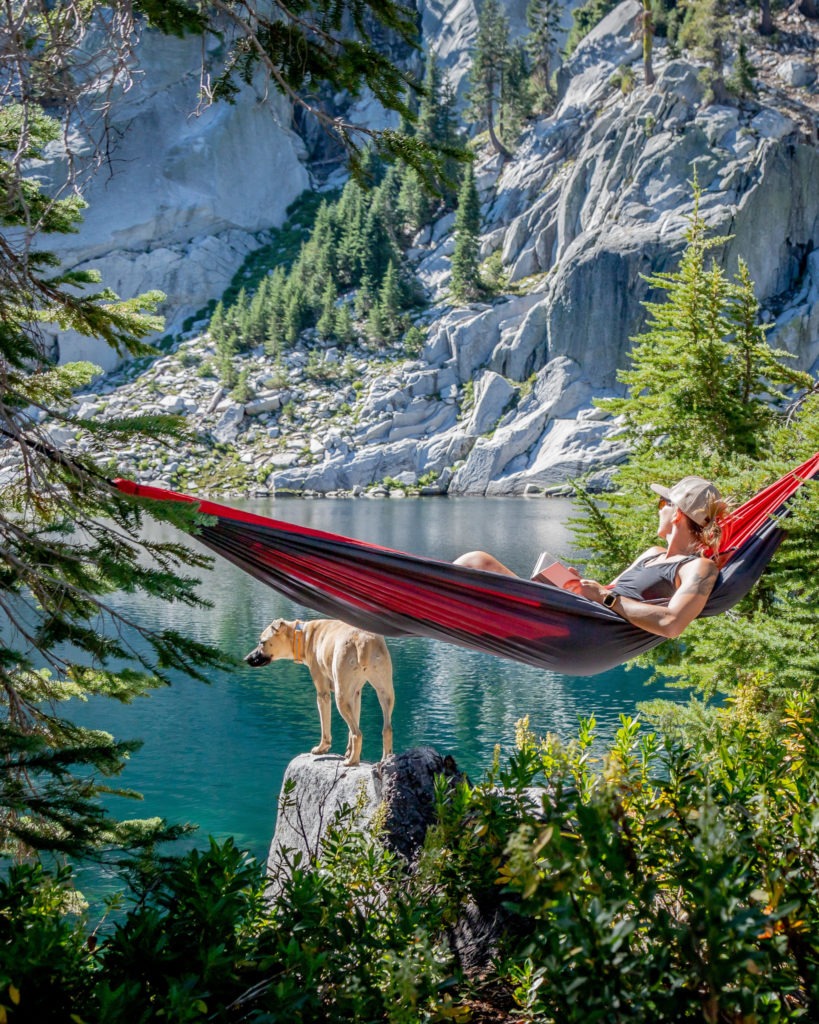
[342,757,361,768]
[311,744,331,755]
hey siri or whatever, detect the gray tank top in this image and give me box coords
[613,554,700,601]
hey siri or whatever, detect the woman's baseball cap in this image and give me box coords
[650,476,723,526]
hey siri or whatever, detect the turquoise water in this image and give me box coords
[69,496,680,869]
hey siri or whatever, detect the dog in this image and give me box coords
[245,618,394,767]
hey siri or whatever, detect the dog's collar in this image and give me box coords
[292,620,305,663]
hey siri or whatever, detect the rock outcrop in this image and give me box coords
[41,29,310,371]
[267,747,462,884]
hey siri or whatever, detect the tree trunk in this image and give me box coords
[642,0,656,85]
[759,0,774,35]
[799,0,818,17]
[486,104,512,160]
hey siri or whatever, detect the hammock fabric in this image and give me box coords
[113,453,819,677]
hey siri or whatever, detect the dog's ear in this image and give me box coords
[260,617,286,642]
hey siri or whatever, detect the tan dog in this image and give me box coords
[245,618,394,767]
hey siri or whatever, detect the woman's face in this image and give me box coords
[657,497,676,539]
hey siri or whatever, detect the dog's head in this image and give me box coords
[244,618,293,667]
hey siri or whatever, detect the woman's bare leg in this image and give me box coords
[454,551,518,576]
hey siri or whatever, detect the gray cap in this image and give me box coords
[650,476,722,526]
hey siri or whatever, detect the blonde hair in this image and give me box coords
[684,495,730,556]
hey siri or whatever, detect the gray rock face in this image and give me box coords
[44,29,309,370]
[267,747,462,883]
[54,1,819,498]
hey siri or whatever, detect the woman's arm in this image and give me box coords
[566,557,719,639]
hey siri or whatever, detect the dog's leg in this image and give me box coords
[335,682,363,767]
[367,642,394,762]
[312,678,333,756]
[371,672,395,761]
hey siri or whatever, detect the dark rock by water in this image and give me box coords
[267,746,549,977]
[267,746,462,881]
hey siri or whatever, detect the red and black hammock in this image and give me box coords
[114,453,819,677]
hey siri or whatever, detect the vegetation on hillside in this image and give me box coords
[0,0,456,861]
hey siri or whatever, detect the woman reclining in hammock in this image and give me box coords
[455,476,729,641]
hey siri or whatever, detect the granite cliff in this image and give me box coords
[39,0,819,496]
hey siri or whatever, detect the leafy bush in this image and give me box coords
[424,699,819,1021]
[3,703,819,1021]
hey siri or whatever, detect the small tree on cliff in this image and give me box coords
[466,0,514,158]
[678,0,731,102]
[527,0,564,106]
[450,164,483,302]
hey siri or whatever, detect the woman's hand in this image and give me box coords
[564,575,610,603]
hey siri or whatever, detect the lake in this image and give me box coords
[70,495,682,870]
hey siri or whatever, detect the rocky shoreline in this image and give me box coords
[40,327,626,499]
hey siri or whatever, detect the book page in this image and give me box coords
[530,552,580,589]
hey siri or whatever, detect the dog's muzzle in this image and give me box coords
[244,648,272,667]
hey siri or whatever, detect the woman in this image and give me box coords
[454,476,728,640]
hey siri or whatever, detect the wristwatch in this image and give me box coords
[602,591,618,609]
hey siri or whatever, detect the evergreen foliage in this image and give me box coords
[677,0,731,102]
[3,703,819,1021]
[450,164,483,303]
[526,0,564,107]
[466,0,532,156]
[0,0,463,862]
[0,111,232,858]
[727,37,758,97]
[565,0,620,54]
[573,190,818,714]
[207,55,465,360]
[602,192,807,461]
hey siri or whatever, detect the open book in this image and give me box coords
[530,552,580,588]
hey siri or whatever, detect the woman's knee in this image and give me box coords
[455,550,509,573]
[454,550,490,569]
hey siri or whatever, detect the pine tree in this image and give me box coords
[317,280,339,340]
[0,109,228,858]
[335,303,355,346]
[264,266,287,356]
[209,301,226,347]
[418,52,463,207]
[396,167,429,237]
[572,188,817,710]
[0,0,459,863]
[678,0,730,102]
[337,182,367,288]
[450,164,483,303]
[526,0,563,106]
[502,41,534,140]
[601,192,806,461]
[727,38,757,98]
[417,50,445,145]
[378,261,404,339]
[466,0,514,158]
[367,302,386,346]
[247,278,270,348]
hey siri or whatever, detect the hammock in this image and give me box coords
[113,453,819,677]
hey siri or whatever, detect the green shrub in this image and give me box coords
[424,696,819,1021]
